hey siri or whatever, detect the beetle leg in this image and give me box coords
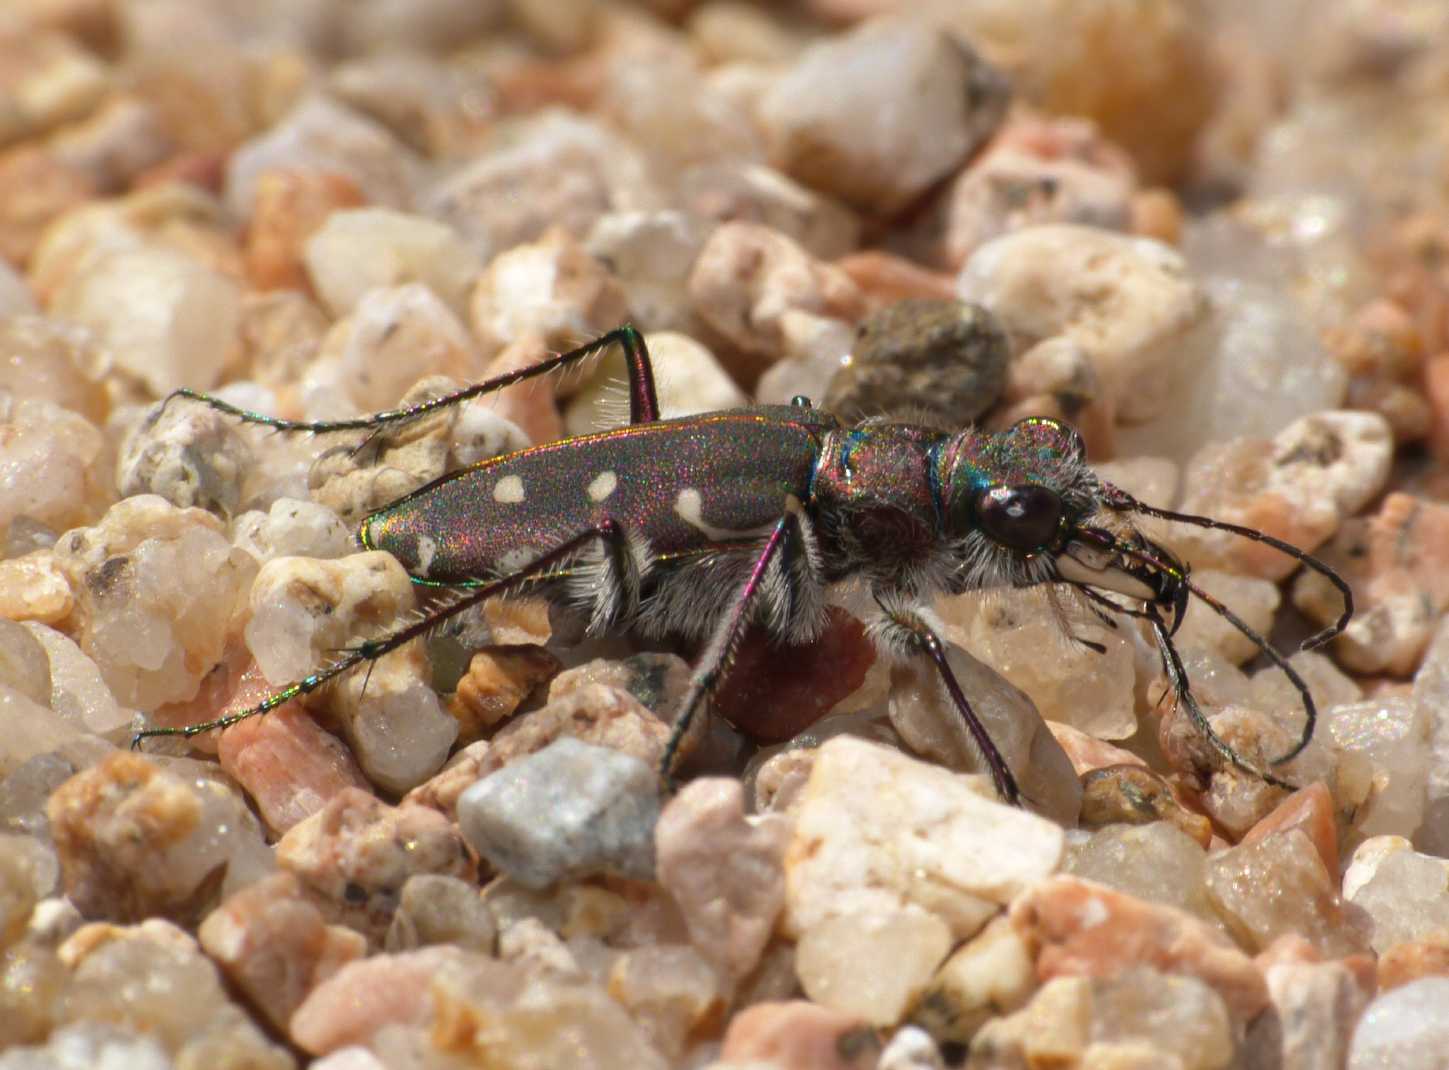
[156,324,660,436]
[131,519,634,747]
[870,599,1023,806]
[659,507,804,782]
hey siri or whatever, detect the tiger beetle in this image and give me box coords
[133,325,1353,806]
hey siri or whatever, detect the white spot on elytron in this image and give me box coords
[493,475,525,504]
[414,534,438,577]
[587,470,618,502]
[499,547,537,572]
[673,488,777,541]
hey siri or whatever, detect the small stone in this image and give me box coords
[679,160,861,260]
[328,51,494,158]
[935,114,1137,269]
[0,25,109,144]
[0,685,81,780]
[276,788,474,945]
[244,552,455,793]
[1345,844,1449,955]
[217,693,372,837]
[1064,822,1220,928]
[1011,875,1269,1022]
[797,909,952,1027]
[50,245,242,396]
[758,17,1007,215]
[606,943,726,1058]
[958,224,1209,425]
[1205,829,1365,957]
[784,736,1064,940]
[383,873,495,954]
[887,636,1082,824]
[911,914,1035,1044]
[0,619,50,712]
[23,621,130,735]
[1294,492,1449,674]
[47,752,273,925]
[1171,411,1392,580]
[1247,650,1362,724]
[1240,782,1339,874]
[0,314,108,423]
[484,681,670,775]
[57,921,294,1066]
[967,969,1232,1070]
[304,208,483,321]
[118,396,254,516]
[687,221,864,384]
[563,331,748,437]
[289,945,463,1055]
[49,94,174,193]
[655,778,789,983]
[583,211,708,333]
[0,144,95,265]
[1246,956,1370,1070]
[0,939,66,1045]
[824,299,1009,426]
[1078,766,1214,848]
[836,250,958,309]
[1347,978,1449,1070]
[233,498,354,564]
[469,228,630,360]
[447,644,562,743]
[0,397,108,547]
[469,333,564,447]
[243,168,368,293]
[458,737,661,889]
[1321,696,1429,849]
[198,871,367,1034]
[427,110,660,261]
[719,1000,877,1070]
[1173,571,1280,666]
[225,95,422,216]
[497,914,580,975]
[878,1025,946,1070]
[1379,934,1449,991]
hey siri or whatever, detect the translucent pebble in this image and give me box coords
[1413,617,1449,856]
[58,926,293,1067]
[1174,571,1279,666]
[0,315,107,422]
[958,225,1209,426]
[50,246,241,395]
[54,497,257,710]
[276,788,473,946]
[46,752,274,924]
[0,685,84,782]
[427,110,662,262]
[0,397,108,544]
[606,943,725,1058]
[225,95,423,216]
[1204,829,1366,957]
[1247,650,1362,722]
[1065,822,1221,929]
[1320,697,1429,849]
[583,211,709,333]
[117,399,254,517]
[0,620,51,710]
[0,552,73,627]
[21,623,129,735]
[941,587,1139,741]
[758,17,1007,215]
[797,909,951,1027]
[887,637,1081,825]
[913,914,1035,1044]
[232,498,353,564]
[289,946,464,1056]
[1348,978,1449,1070]
[0,1021,173,1070]
[0,258,37,316]
[0,941,66,1046]
[322,284,487,413]
[564,331,747,437]
[383,874,495,954]
[678,160,861,260]
[1345,846,1449,955]
[448,403,531,469]
[303,208,483,320]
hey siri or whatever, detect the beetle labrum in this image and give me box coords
[133,325,1353,805]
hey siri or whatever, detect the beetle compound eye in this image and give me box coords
[977,484,1064,552]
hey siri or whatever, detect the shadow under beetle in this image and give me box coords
[134,326,1353,806]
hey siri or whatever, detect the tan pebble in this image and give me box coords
[835,250,956,308]
[1010,874,1270,1023]
[720,999,877,1070]
[276,787,474,945]
[796,909,952,1027]
[403,739,491,820]
[1130,188,1184,245]
[244,168,367,293]
[655,778,788,984]
[198,871,367,1034]
[0,144,95,265]
[1079,765,1214,848]
[1379,933,1449,991]
[606,943,726,1058]
[1047,721,1145,775]
[475,333,564,447]
[482,594,554,646]
[448,645,562,744]
[912,914,1035,1044]
[484,682,669,775]
[0,551,74,625]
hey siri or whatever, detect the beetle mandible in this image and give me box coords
[133,326,1353,805]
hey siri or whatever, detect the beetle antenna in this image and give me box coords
[1106,493,1353,650]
